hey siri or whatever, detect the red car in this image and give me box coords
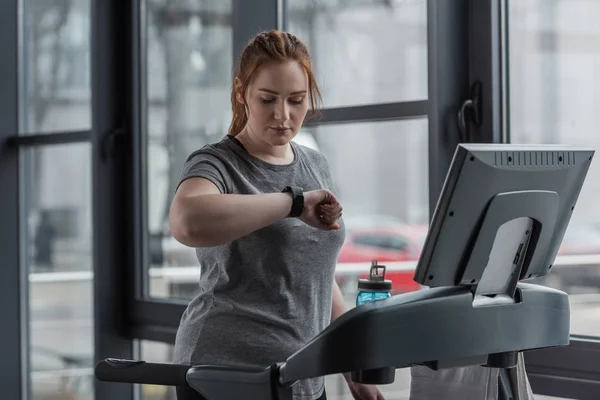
[336,224,429,294]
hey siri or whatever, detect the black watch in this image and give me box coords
[282,186,304,218]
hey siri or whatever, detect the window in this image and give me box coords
[287,0,427,107]
[21,0,91,133]
[145,1,233,299]
[307,120,428,296]
[509,0,600,337]
[306,120,429,224]
[23,143,94,400]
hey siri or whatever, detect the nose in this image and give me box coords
[273,101,290,123]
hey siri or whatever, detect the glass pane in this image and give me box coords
[145,1,233,299]
[23,143,94,400]
[310,119,429,299]
[509,0,600,337]
[287,0,427,107]
[21,0,91,133]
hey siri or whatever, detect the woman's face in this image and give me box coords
[237,60,310,146]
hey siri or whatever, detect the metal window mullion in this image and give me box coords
[232,0,279,61]
[133,0,148,301]
[469,0,505,143]
[0,0,26,398]
[7,130,92,146]
[426,0,470,219]
[303,100,428,127]
[91,0,136,399]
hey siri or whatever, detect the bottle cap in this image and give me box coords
[358,260,392,292]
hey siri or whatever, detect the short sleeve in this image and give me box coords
[178,147,230,194]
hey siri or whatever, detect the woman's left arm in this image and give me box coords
[331,279,347,322]
[331,280,385,400]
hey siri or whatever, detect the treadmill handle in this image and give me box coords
[95,358,190,387]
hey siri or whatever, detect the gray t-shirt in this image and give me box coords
[172,135,346,400]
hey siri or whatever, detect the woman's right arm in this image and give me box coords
[169,177,342,248]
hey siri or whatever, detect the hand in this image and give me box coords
[299,189,343,231]
[346,380,385,400]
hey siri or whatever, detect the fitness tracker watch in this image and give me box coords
[282,186,304,218]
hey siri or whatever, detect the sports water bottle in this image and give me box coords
[356,260,392,306]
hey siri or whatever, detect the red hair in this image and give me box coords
[228,30,322,136]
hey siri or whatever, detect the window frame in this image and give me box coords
[2,0,599,399]
[90,0,138,398]
[0,0,26,398]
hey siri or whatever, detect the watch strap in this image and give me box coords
[282,186,304,218]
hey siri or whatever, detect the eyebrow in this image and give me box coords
[258,88,307,96]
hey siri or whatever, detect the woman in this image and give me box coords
[169,30,384,400]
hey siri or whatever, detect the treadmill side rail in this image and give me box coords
[186,364,293,400]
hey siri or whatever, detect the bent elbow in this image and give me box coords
[169,205,220,248]
[169,204,201,247]
[169,217,192,247]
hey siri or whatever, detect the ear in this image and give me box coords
[234,77,245,105]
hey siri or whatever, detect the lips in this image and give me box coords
[271,127,291,132]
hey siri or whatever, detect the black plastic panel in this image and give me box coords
[279,282,569,384]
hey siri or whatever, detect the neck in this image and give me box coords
[235,127,294,165]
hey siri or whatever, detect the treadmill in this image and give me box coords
[95,143,595,399]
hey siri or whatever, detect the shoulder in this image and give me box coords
[179,137,237,194]
[184,137,234,165]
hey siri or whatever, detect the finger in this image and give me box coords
[320,212,341,223]
[319,206,335,216]
[321,203,342,212]
[323,193,341,207]
[320,214,341,226]
[321,204,342,214]
[377,389,385,400]
[326,222,341,230]
[324,210,343,221]
[319,213,334,223]
[320,205,342,218]
[319,208,341,218]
